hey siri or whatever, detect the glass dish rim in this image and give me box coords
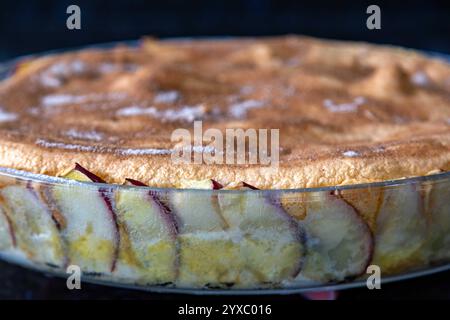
[0,39,449,194]
[0,166,449,195]
[1,251,449,295]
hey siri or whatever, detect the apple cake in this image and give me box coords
[0,36,449,289]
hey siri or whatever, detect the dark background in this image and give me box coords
[0,0,449,60]
[1,260,450,300]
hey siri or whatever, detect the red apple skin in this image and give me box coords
[341,209,374,280]
[27,182,61,229]
[241,182,259,190]
[123,177,180,280]
[100,189,120,272]
[73,163,107,183]
[1,182,66,268]
[126,178,224,190]
[334,190,375,278]
[39,185,65,232]
[27,182,69,268]
[125,178,178,239]
[371,183,428,274]
[298,192,374,282]
[269,196,305,278]
[218,183,305,282]
[65,163,120,273]
[0,196,16,248]
[211,180,223,190]
[125,178,147,187]
[329,192,374,281]
[75,164,120,272]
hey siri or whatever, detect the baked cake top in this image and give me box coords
[0,36,449,189]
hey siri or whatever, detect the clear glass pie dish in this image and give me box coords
[0,42,449,295]
[0,165,449,294]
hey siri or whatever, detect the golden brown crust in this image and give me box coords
[0,36,449,189]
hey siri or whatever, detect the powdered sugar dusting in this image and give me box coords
[98,63,137,73]
[64,129,104,141]
[98,63,117,74]
[35,138,173,155]
[373,146,386,153]
[116,105,152,116]
[153,91,179,104]
[342,150,359,157]
[116,148,172,156]
[41,92,126,108]
[161,105,205,122]
[28,107,40,116]
[229,100,264,118]
[0,108,18,122]
[40,74,62,87]
[240,85,255,95]
[39,61,86,88]
[39,60,139,88]
[411,71,429,86]
[42,94,85,107]
[116,105,205,122]
[50,60,85,75]
[190,145,217,154]
[35,138,212,156]
[36,139,97,152]
[323,96,366,113]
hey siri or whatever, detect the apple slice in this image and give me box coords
[0,204,15,250]
[114,179,178,284]
[171,179,239,286]
[218,185,304,285]
[281,192,307,220]
[172,179,227,233]
[178,178,223,190]
[170,179,246,287]
[372,184,428,273]
[423,181,450,262]
[339,188,384,232]
[51,163,119,274]
[0,184,64,267]
[298,192,373,282]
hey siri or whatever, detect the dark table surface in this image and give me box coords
[0,260,449,300]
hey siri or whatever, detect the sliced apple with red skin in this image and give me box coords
[339,188,383,232]
[0,184,65,267]
[423,181,450,263]
[172,179,226,233]
[0,204,15,250]
[178,178,223,190]
[240,182,259,190]
[114,179,178,284]
[51,163,119,274]
[218,184,304,285]
[298,192,373,283]
[170,179,246,287]
[372,184,428,273]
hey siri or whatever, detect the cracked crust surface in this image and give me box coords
[0,36,449,189]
